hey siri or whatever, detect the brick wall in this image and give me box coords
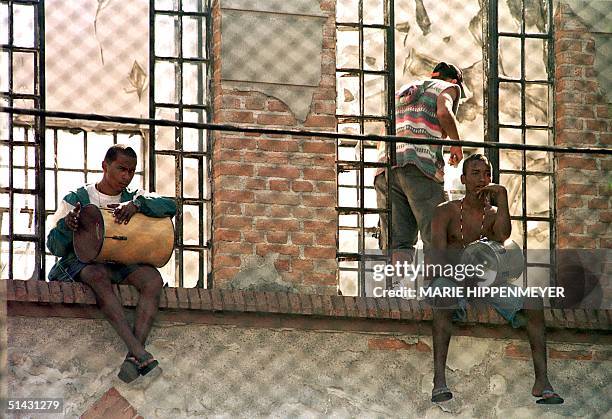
[211,1,337,294]
[554,2,611,250]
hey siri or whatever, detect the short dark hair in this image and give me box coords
[432,62,465,98]
[104,144,137,163]
[462,153,491,175]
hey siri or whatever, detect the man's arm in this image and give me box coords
[431,203,451,266]
[479,184,511,242]
[47,197,80,257]
[436,87,463,167]
[133,191,177,218]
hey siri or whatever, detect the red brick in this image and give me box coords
[81,387,140,419]
[368,338,431,352]
[304,114,336,128]
[303,273,336,286]
[242,290,257,312]
[365,297,378,317]
[256,243,299,257]
[255,218,299,232]
[187,288,202,310]
[587,223,609,235]
[303,220,336,233]
[255,191,300,206]
[558,196,584,208]
[25,279,39,302]
[269,179,290,191]
[267,232,288,244]
[14,280,27,301]
[244,203,267,217]
[304,247,336,259]
[558,223,584,235]
[557,183,597,195]
[558,117,583,130]
[214,162,253,177]
[303,168,336,181]
[176,288,190,309]
[585,119,607,131]
[245,178,266,190]
[557,157,597,170]
[221,96,241,109]
[216,229,241,241]
[288,293,302,313]
[216,190,254,203]
[311,294,324,315]
[214,202,242,215]
[215,241,254,255]
[220,137,256,150]
[291,232,314,245]
[302,194,335,208]
[245,96,265,110]
[292,259,314,272]
[165,287,179,309]
[60,282,74,304]
[243,231,265,243]
[274,258,290,272]
[375,297,391,318]
[292,181,314,192]
[505,342,531,360]
[256,139,299,152]
[315,234,336,246]
[300,294,313,315]
[257,166,300,179]
[243,151,289,164]
[209,289,223,311]
[267,99,289,112]
[257,113,296,126]
[269,205,293,218]
[215,255,242,267]
[589,198,609,209]
[303,141,335,154]
[253,291,268,312]
[220,110,254,123]
[37,280,51,303]
[216,216,252,229]
[549,348,593,360]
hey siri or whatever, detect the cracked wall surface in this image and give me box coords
[7,316,611,418]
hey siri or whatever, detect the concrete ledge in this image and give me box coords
[4,280,612,342]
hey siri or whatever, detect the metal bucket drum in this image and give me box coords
[460,239,524,287]
[74,204,174,267]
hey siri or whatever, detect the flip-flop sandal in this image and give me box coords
[536,390,564,405]
[431,386,453,403]
[117,355,140,383]
[137,353,160,376]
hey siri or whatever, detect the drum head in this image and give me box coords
[73,204,104,263]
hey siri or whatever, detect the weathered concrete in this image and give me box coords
[7,316,611,418]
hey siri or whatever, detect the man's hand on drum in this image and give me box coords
[65,202,81,231]
[108,202,138,224]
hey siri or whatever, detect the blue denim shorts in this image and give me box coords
[51,258,141,284]
[429,277,526,328]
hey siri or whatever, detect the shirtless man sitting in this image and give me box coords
[429,153,563,404]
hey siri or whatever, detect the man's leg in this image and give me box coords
[374,172,389,250]
[80,265,148,359]
[432,309,453,392]
[524,309,554,396]
[390,167,419,256]
[124,265,164,346]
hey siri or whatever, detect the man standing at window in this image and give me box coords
[47,144,176,383]
[375,62,464,265]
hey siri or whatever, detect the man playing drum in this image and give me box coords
[429,154,563,404]
[47,144,176,383]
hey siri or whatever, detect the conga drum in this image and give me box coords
[460,239,524,287]
[74,204,174,267]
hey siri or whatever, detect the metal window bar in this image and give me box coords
[0,0,44,280]
[488,0,556,287]
[336,0,394,297]
[150,0,212,288]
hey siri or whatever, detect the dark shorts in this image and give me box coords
[57,258,142,284]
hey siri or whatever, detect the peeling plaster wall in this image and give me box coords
[220,0,327,122]
[8,316,611,418]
